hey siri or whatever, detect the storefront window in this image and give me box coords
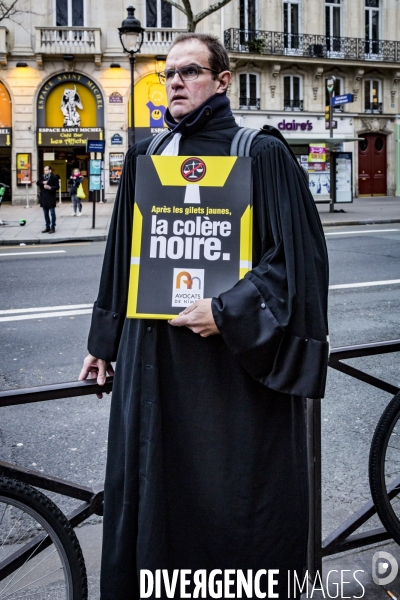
[284,75,302,111]
[146,0,172,28]
[56,0,84,27]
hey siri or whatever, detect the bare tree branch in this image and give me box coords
[193,0,233,28]
[0,0,20,21]
[162,0,186,16]
[162,0,233,32]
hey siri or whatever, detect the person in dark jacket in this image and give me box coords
[36,165,59,233]
[80,33,329,600]
[69,168,84,216]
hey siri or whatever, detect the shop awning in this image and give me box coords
[287,137,363,145]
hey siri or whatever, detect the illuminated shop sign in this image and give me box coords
[278,119,313,132]
[36,73,104,146]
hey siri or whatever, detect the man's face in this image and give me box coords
[44,166,50,176]
[165,40,228,121]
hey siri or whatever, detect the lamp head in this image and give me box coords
[119,6,144,54]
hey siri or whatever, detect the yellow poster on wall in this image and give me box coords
[129,73,168,129]
[17,154,29,169]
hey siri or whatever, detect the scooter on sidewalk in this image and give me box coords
[0,183,26,227]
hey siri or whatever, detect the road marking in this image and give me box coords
[0,309,92,322]
[330,279,400,290]
[325,229,400,236]
[0,250,66,257]
[0,304,92,315]
[0,242,90,250]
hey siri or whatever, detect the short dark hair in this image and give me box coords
[45,165,53,171]
[169,33,230,79]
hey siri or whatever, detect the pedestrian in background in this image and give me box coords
[69,168,84,216]
[36,165,59,234]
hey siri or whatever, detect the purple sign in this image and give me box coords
[278,119,313,132]
[109,92,123,104]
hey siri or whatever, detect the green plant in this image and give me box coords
[245,36,266,54]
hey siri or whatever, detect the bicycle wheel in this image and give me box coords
[369,391,400,545]
[0,476,87,599]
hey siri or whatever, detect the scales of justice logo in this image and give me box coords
[61,86,83,127]
[172,268,204,307]
[181,157,206,204]
[181,158,206,183]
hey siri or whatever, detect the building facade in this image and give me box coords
[1,0,400,203]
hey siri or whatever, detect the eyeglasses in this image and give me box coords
[158,65,219,85]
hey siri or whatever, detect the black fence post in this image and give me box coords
[307,398,323,580]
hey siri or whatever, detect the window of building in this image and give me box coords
[365,0,380,55]
[283,75,302,110]
[283,0,300,51]
[325,0,341,53]
[56,0,84,26]
[146,0,172,28]
[239,73,260,109]
[364,79,382,113]
[240,0,257,31]
[325,77,343,111]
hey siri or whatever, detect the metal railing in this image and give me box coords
[35,27,101,55]
[284,99,303,111]
[0,339,399,580]
[308,339,400,578]
[0,379,113,536]
[225,28,400,63]
[365,101,383,113]
[141,28,186,54]
[239,97,260,109]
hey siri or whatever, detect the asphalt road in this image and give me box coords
[0,225,400,596]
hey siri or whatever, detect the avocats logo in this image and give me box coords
[181,158,206,183]
[172,268,204,307]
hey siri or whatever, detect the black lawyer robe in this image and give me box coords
[88,115,329,599]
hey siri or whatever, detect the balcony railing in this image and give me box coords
[284,99,303,111]
[225,28,400,63]
[141,28,186,54]
[365,101,383,114]
[36,27,101,55]
[239,97,260,109]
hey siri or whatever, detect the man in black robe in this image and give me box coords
[80,33,329,599]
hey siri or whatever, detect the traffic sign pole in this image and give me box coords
[326,77,336,213]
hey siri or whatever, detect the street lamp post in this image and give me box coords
[119,6,145,147]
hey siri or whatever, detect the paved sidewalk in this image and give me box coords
[0,196,400,245]
[318,195,400,227]
[0,200,114,245]
[1,196,400,245]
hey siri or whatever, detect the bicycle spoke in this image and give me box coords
[0,519,38,564]
[0,536,52,597]
[0,480,87,600]
[0,566,64,599]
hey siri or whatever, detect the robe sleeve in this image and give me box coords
[211,136,329,399]
[87,142,148,362]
